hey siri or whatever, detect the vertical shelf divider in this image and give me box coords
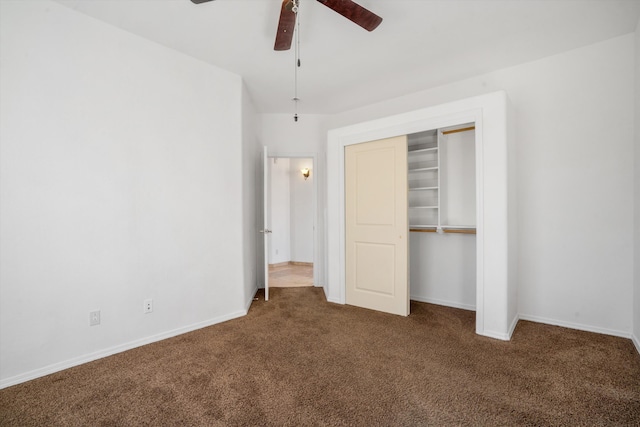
[436,129,442,232]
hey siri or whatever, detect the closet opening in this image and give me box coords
[329,91,514,339]
[408,123,477,314]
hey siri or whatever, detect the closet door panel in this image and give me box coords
[345,136,408,316]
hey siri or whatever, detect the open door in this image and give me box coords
[261,146,272,301]
[345,135,409,316]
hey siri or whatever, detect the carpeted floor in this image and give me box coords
[1,287,639,426]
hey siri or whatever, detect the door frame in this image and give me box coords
[326,91,517,341]
[267,152,319,287]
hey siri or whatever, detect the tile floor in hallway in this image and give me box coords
[269,263,313,288]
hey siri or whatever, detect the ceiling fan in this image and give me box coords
[190,0,383,51]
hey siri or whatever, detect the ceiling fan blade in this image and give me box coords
[316,0,382,31]
[274,0,296,51]
[190,0,215,3]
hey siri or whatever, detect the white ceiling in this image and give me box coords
[55,0,640,114]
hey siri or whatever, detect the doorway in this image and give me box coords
[267,156,316,288]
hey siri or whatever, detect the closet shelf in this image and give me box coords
[408,147,438,154]
[409,186,438,191]
[408,166,438,172]
[441,126,475,135]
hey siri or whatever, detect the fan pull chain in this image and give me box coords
[293,0,300,122]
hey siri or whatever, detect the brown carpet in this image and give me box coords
[1,287,639,426]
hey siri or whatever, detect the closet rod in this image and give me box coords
[442,126,475,135]
[443,228,477,234]
[410,228,437,233]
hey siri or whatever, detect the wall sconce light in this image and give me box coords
[301,168,310,180]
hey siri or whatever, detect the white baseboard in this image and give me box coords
[518,313,631,339]
[322,284,342,304]
[472,315,519,341]
[410,295,476,312]
[0,309,247,390]
[325,294,341,304]
[508,314,519,339]
[245,285,259,311]
[478,329,512,341]
[632,333,640,356]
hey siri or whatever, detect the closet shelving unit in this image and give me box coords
[408,126,476,234]
[408,130,440,232]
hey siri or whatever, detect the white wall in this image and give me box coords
[241,85,260,308]
[0,0,246,387]
[634,18,640,350]
[440,131,476,226]
[260,114,327,154]
[290,158,314,263]
[328,34,635,337]
[269,158,291,264]
[410,234,477,310]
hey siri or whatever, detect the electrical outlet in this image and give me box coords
[143,299,153,314]
[276,249,278,255]
[90,310,100,326]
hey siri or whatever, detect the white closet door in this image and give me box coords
[345,135,409,316]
